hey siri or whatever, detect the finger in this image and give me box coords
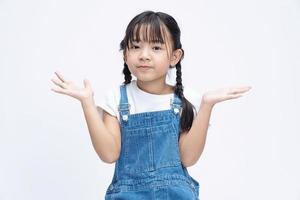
[228,93,244,99]
[54,71,68,83]
[51,77,68,89]
[51,86,75,97]
[230,86,252,94]
[83,79,91,89]
[51,87,66,94]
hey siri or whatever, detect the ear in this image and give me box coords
[170,49,183,66]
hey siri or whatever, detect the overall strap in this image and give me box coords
[118,84,130,122]
[171,92,182,116]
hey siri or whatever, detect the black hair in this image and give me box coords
[119,10,196,133]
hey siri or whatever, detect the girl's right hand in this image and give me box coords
[50,71,94,103]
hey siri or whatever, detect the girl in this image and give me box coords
[51,10,251,200]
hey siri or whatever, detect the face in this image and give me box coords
[124,25,182,83]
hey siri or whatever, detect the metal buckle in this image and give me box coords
[122,115,128,121]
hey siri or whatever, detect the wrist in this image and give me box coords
[200,98,215,110]
[81,97,95,108]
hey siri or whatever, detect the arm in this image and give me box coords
[81,99,120,164]
[179,85,252,167]
[51,71,121,164]
[179,99,213,167]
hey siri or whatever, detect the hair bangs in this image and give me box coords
[126,21,168,50]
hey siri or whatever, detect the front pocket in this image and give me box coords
[167,184,197,200]
[153,123,181,169]
[124,128,154,173]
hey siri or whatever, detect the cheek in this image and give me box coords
[124,53,135,65]
[160,59,172,70]
[125,61,137,75]
[125,58,135,70]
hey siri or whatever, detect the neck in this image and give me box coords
[136,78,174,95]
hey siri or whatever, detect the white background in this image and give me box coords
[1,0,299,199]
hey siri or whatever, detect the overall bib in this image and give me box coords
[105,84,200,200]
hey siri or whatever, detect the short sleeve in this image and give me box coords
[96,87,119,118]
[184,87,212,128]
[183,87,202,115]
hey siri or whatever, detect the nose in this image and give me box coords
[138,47,150,62]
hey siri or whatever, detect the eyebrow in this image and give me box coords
[131,39,165,44]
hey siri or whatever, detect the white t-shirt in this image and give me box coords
[97,80,204,123]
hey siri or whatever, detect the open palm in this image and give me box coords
[50,71,94,102]
[202,86,252,106]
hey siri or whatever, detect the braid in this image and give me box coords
[122,63,132,84]
[175,62,195,133]
[175,63,184,98]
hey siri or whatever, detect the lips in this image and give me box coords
[137,66,152,71]
[138,65,151,68]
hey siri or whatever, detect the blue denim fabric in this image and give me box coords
[105,84,200,200]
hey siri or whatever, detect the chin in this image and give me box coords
[132,73,154,82]
[135,76,155,82]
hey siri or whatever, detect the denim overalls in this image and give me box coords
[105,84,200,200]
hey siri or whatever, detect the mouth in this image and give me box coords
[137,65,152,70]
[138,65,151,68]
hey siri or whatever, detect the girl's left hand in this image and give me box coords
[202,86,252,107]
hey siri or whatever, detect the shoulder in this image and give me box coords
[97,81,136,116]
[96,83,122,117]
[183,86,203,114]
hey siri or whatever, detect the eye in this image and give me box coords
[130,45,140,49]
[153,46,162,50]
